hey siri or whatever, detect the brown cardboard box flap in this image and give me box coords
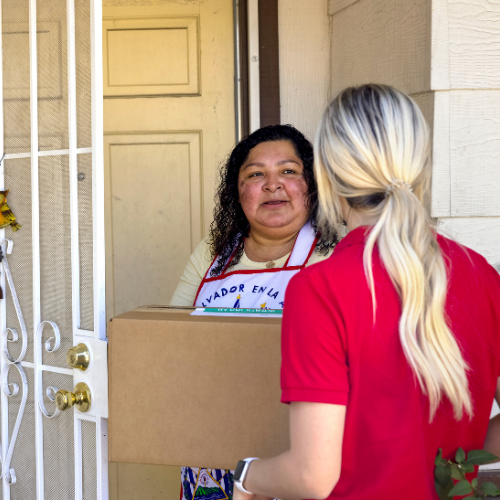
[109,307,289,469]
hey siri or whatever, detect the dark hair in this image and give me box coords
[209,124,338,277]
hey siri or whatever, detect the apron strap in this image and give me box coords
[205,221,316,277]
[285,220,317,267]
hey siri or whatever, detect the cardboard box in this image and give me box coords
[108,307,289,470]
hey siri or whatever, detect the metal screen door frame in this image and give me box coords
[0,0,107,498]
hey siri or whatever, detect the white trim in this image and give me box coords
[29,0,44,497]
[20,362,73,376]
[0,3,10,499]
[67,0,81,334]
[96,417,109,500]
[75,328,95,338]
[91,0,105,341]
[75,413,97,422]
[3,148,92,161]
[2,152,31,160]
[0,4,4,179]
[74,417,83,500]
[91,2,108,498]
[247,0,260,133]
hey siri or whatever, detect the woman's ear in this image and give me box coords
[338,197,350,224]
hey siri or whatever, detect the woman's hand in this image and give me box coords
[232,490,273,500]
[233,402,346,500]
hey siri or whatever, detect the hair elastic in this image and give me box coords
[385,179,413,196]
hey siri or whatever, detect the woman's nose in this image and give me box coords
[264,174,283,192]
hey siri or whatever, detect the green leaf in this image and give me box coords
[480,481,500,497]
[435,477,454,500]
[461,460,475,474]
[435,464,452,487]
[467,450,500,465]
[455,447,466,464]
[450,464,465,481]
[471,477,478,489]
[448,480,473,497]
[436,448,446,467]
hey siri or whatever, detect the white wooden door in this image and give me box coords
[0,0,108,499]
[103,0,236,322]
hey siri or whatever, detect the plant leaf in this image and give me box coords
[448,480,473,497]
[480,481,500,497]
[467,450,500,465]
[436,448,447,467]
[450,464,465,481]
[435,477,453,500]
[471,477,478,489]
[455,447,466,464]
[435,464,452,487]
[461,460,475,474]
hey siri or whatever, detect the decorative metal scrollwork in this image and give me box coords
[1,363,28,484]
[35,320,62,419]
[0,239,65,487]
[0,239,29,484]
[1,240,27,364]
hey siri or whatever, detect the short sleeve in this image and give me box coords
[281,272,349,405]
[169,239,213,306]
[484,263,500,377]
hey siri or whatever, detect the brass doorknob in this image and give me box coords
[67,343,90,370]
[55,382,92,412]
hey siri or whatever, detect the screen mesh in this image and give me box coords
[75,0,92,149]
[37,0,69,151]
[4,158,35,364]
[2,0,31,154]
[39,155,73,368]
[42,372,75,500]
[82,420,97,500]
[78,154,94,331]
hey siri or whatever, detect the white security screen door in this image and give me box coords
[0,0,107,499]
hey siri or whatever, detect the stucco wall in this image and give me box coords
[278,0,330,142]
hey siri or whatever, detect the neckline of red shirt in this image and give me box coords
[334,225,372,253]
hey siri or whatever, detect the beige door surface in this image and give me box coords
[103,0,235,498]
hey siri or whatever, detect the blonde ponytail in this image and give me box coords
[315,84,472,420]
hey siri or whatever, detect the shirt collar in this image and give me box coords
[334,225,372,254]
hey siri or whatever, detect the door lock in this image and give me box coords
[55,382,92,412]
[67,343,90,370]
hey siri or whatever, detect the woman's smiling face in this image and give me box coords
[238,140,309,234]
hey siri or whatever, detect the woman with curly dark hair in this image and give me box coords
[170,124,338,309]
[170,124,338,500]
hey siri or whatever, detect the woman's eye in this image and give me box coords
[249,172,263,178]
[283,169,296,174]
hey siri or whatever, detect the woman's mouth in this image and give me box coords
[263,200,288,208]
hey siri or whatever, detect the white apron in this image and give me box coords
[194,220,318,309]
[181,221,318,500]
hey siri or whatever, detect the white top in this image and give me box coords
[170,228,333,307]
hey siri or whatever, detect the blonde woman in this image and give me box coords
[230,84,500,500]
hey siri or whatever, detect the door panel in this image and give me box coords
[104,0,235,314]
[103,16,200,96]
[105,132,202,317]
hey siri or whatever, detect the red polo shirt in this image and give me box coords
[281,226,500,500]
